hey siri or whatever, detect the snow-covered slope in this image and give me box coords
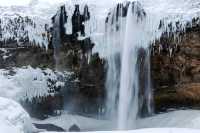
[0,118,21,133]
[31,110,200,131]
[41,128,200,133]
[137,110,200,129]
[32,111,110,131]
[0,97,34,133]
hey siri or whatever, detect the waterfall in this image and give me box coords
[104,1,157,129]
[52,10,61,70]
[52,6,67,70]
[102,0,199,128]
[117,2,153,129]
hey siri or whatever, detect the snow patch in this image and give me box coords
[41,128,200,133]
[0,97,34,133]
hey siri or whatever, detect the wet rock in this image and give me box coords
[69,124,80,132]
[34,123,65,132]
[177,83,200,101]
[152,22,200,113]
[0,47,54,69]
[22,95,63,119]
[72,4,90,36]
[51,5,67,45]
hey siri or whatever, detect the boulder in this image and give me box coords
[69,124,80,132]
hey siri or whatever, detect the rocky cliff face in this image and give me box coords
[151,21,200,112]
[0,5,106,118]
[1,3,200,118]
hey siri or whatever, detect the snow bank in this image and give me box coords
[0,117,21,133]
[32,110,200,132]
[0,97,34,133]
[41,128,200,133]
[32,111,110,131]
[137,110,200,129]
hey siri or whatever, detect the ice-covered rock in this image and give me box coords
[0,66,66,102]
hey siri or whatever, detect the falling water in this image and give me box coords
[52,9,61,70]
[117,2,152,129]
[52,6,67,70]
[104,1,155,129]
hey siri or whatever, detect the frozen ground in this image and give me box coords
[0,118,21,133]
[137,110,200,129]
[1,106,200,133]
[32,111,111,131]
[41,128,200,133]
[31,110,200,132]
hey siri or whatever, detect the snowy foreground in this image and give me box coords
[41,128,200,133]
[32,110,200,131]
[0,97,34,133]
[2,96,200,133]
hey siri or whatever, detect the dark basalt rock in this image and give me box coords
[0,47,54,69]
[51,5,67,41]
[137,48,153,117]
[69,124,80,132]
[34,123,65,132]
[72,4,90,37]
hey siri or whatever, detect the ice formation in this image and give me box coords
[0,66,66,102]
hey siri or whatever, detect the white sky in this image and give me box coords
[0,0,30,6]
[0,0,66,6]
